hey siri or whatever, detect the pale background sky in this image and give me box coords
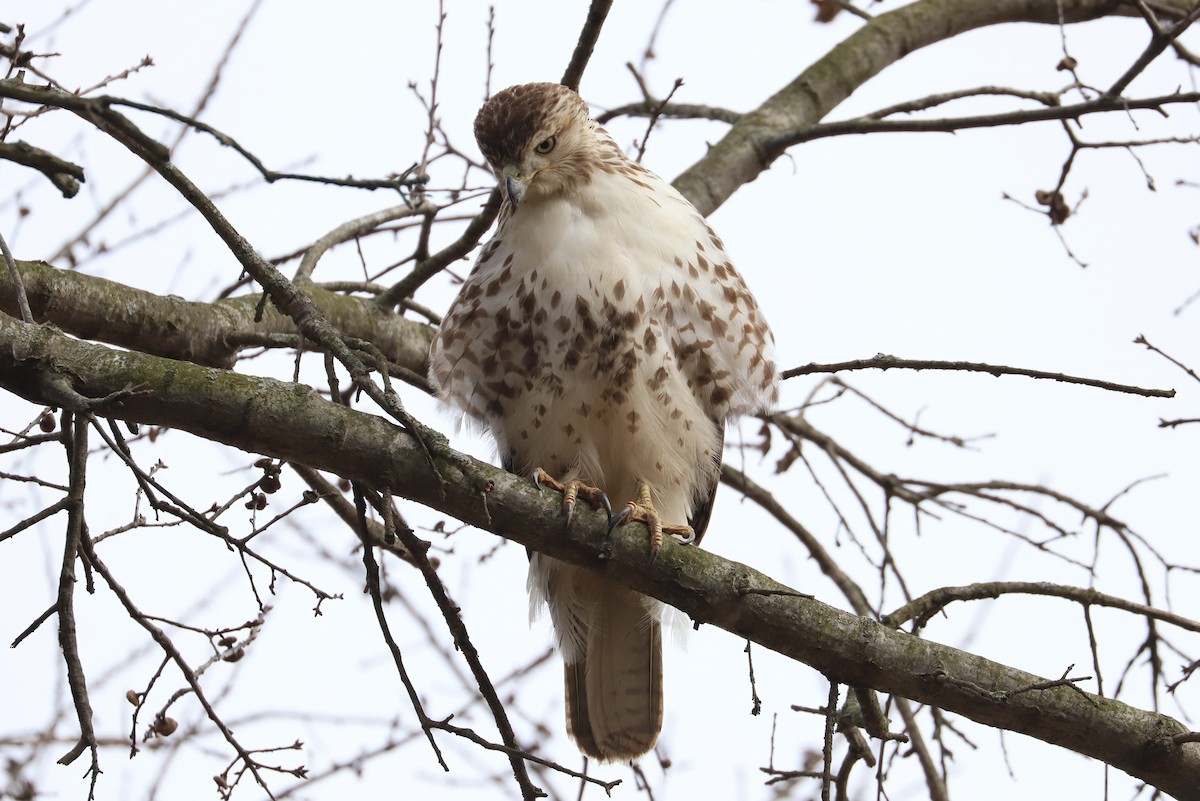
[2,2,1198,800]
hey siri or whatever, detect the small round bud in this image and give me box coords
[153,716,178,736]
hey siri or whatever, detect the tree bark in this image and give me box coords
[672,0,1195,215]
[2,315,1196,799]
[0,259,432,371]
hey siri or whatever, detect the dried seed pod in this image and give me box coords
[153,716,178,736]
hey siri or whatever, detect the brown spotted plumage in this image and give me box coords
[430,83,778,762]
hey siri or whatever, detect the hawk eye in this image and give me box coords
[534,136,557,154]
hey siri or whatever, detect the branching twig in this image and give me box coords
[55,413,101,801]
[783,354,1175,398]
[294,200,438,284]
[633,73,683,162]
[768,92,1200,150]
[1136,334,1200,385]
[363,484,545,799]
[1107,2,1200,97]
[374,187,501,307]
[885,581,1200,633]
[77,519,281,798]
[0,139,84,197]
[352,484,448,770]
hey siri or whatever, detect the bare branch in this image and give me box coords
[55,413,101,801]
[560,0,614,92]
[864,85,1063,119]
[885,582,1200,633]
[1136,334,1200,385]
[0,230,32,323]
[294,200,438,284]
[770,91,1200,150]
[783,354,1175,398]
[6,321,1194,796]
[672,0,1200,215]
[0,139,84,197]
[1107,2,1200,97]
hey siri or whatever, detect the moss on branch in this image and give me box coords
[0,315,1196,798]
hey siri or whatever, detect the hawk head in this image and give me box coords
[474,83,598,206]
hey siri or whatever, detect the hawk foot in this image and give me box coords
[532,468,612,527]
[609,482,696,563]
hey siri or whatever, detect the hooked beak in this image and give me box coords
[501,164,529,206]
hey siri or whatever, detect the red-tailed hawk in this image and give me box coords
[430,83,778,761]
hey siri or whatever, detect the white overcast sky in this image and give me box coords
[2,2,1198,800]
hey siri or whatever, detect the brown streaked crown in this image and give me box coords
[474,83,590,170]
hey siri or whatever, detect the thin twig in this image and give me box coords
[294,200,437,284]
[352,484,448,770]
[769,91,1200,150]
[634,75,683,162]
[783,354,1175,398]
[55,413,101,801]
[1136,334,1200,385]
[884,581,1200,632]
[371,484,545,799]
[79,521,290,799]
[0,229,32,322]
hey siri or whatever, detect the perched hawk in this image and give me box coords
[430,83,778,762]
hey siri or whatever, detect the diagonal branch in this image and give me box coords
[2,317,1196,799]
[560,0,614,92]
[0,259,434,372]
[1107,1,1200,96]
[670,0,1198,215]
[0,140,84,197]
[0,79,429,450]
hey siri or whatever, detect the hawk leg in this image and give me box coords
[532,467,612,527]
[611,482,696,562]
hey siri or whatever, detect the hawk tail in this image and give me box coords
[564,581,663,762]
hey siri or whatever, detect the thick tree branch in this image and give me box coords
[670,0,1198,215]
[0,77,430,457]
[2,317,1196,799]
[0,259,433,372]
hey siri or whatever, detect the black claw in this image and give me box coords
[531,470,543,489]
[564,502,576,528]
[647,544,661,566]
[597,492,613,526]
[609,506,631,534]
